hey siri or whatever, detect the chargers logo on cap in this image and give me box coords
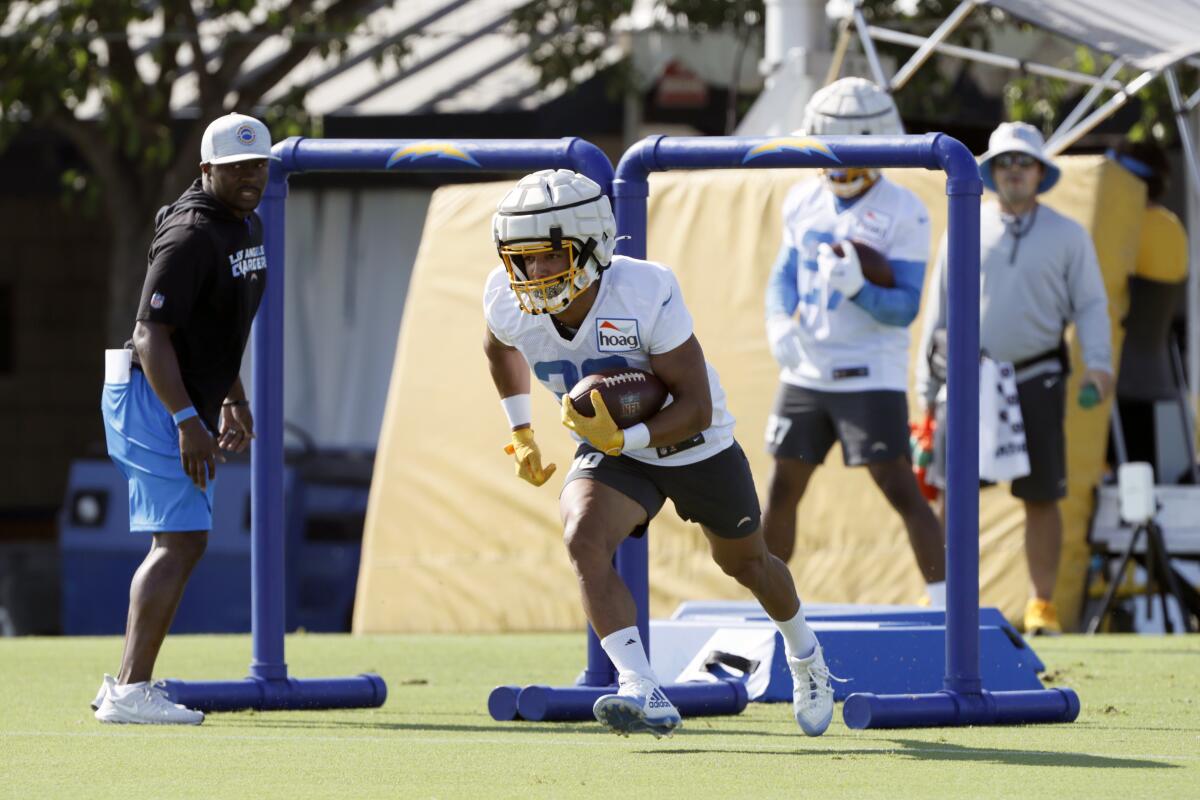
[237,125,257,146]
[386,141,480,168]
[742,137,840,164]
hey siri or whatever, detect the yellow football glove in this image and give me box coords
[503,428,557,487]
[561,390,624,456]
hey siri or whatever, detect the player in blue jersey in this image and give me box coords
[762,78,946,604]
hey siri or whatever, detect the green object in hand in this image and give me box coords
[1078,382,1101,409]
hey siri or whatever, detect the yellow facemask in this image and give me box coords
[821,167,880,199]
[499,240,586,315]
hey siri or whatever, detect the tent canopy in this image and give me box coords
[982,0,1200,72]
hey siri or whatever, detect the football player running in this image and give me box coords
[483,169,835,738]
[762,78,947,605]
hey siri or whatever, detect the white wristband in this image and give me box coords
[622,423,651,452]
[500,394,532,429]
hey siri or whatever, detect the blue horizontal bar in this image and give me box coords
[513,680,748,722]
[159,675,387,713]
[843,688,1080,729]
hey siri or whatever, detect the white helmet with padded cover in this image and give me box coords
[801,77,904,198]
[492,169,616,315]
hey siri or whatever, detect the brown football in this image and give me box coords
[832,240,895,288]
[568,368,668,428]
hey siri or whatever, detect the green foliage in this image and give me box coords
[0,0,381,208]
[1005,44,1198,146]
[511,0,765,92]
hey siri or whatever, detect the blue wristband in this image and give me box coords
[172,406,198,425]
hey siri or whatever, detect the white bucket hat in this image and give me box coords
[200,113,278,165]
[978,121,1060,194]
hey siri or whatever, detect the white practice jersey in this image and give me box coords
[779,176,930,392]
[484,255,735,466]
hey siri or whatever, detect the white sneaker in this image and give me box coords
[95,682,204,725]
[91,674,115,711]
[593,673,682,739]
[788,645,836,736]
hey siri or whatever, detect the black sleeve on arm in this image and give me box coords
[135,224,212,327]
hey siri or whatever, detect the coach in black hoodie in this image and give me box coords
[95,113,274,725]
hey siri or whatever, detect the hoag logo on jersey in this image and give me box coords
[596,318,640,352]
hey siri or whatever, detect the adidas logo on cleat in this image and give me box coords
[625,638,637,646]
[647,689,672,709]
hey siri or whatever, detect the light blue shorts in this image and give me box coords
[101,368,215,533]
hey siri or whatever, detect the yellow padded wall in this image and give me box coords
[354,157,1141,633]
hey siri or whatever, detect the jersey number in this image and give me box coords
[533,356,630,396]
[765,414,793,447]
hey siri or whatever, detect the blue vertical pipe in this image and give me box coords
[611,142,655,669]
[262,136,614,688]
[935,136,983,695]
[251,159,290,680]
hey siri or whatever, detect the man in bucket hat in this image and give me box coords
[916,121,1113,634]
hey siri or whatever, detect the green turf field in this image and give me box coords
[1,633,1196,798]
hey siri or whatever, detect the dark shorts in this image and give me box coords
[765,383,910,466]
[561,441,761,539]
[931,368,1066,501]
[1011,369,1067,501]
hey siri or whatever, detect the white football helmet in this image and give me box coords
[492,169,616,315]
[801,77,904,199]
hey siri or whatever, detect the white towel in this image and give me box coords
[104,349,132,384]
[979,357,1030,482]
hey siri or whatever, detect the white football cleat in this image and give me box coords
[789,645,836,736]
[593,673,681,739]
[91,674,115,711]
[95,682,204,725]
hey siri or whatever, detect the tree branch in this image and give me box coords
[213,0,311,90]
[177,0,218,110]
[45,107,141,218]
[233,0,380,109]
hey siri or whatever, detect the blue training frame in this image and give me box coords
[612,133,1079,729]
[162,137,616,713]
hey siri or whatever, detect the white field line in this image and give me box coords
[1,729,1197,762]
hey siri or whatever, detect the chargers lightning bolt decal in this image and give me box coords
[742,137,842,164]
[386,141,481,168]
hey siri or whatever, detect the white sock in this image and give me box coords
[110,681,148,699]
[772,605,819,659]
[600,626,657,682]
[927,581,947,608]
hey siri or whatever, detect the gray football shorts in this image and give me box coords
[765,383,910,466]
[929,368,1066,501]
[562,441,761,539]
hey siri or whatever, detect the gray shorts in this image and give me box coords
[931,369,1066,501]
[562,441,761,539]
[765,383,910,466]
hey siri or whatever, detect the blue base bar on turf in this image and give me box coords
[650,603,1046,702]
[160,675,387,713]
[488,680,748,722]
[842,687,1080,729]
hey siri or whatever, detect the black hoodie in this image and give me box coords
[128,178,266,432]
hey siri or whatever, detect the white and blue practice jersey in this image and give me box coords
[484,255,735,466]
[766,176,930,392]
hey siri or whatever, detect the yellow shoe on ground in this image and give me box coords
[1024,598,1062,636]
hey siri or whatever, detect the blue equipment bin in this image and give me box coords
[59,456,365,635]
